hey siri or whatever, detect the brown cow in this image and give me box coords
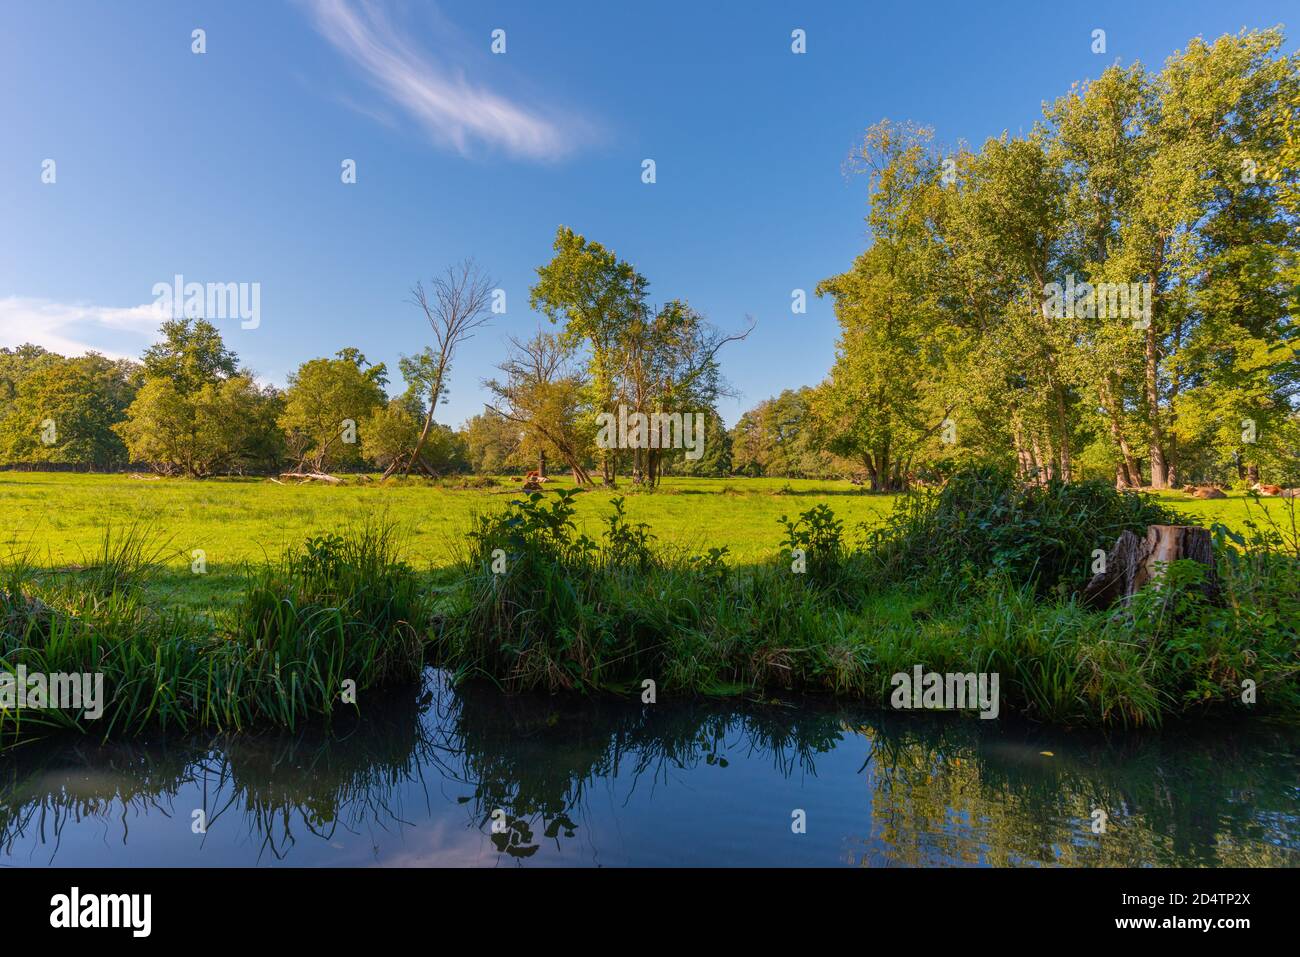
[1252,483,1283,496]
[520,469,548,491]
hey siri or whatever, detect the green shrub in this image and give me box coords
[865,466,1183,595]
[778,503,851,594]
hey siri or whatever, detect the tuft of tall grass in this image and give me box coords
[0,517,431,744]
[76,518,173,598]
[224,518,427,727]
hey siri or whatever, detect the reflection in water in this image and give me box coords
[0,670,1296,866]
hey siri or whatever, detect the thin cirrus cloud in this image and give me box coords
[301,0,591,161]
[0,297,162,362]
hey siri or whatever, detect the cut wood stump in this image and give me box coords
[1082,525,1217,609]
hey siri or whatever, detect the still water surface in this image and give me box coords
[2,670,1296,867]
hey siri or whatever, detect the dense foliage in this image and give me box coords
[437,467,1298,726]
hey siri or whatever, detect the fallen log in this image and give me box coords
[279,471,342,485]
[1082,524,1217,609]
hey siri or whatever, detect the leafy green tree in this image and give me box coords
[1049,30,1300,486]
[530,226,645,484]
[817,122,964,490]
[279,349,387,473]
[618,299,749,485]
[0,353,137,468]
[141,318,238,394]
[821,29,1299,488]
[118,319,279,476]
[672,406,732,477]
[731,388,847,478]
[116,374,280,476]
[462,410,527,474]
[485,330,594,483]
[0,344,59,423]
[363,397,423,472]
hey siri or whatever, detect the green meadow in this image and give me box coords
[1,470,1281,610]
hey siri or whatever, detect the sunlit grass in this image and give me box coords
[0,471,1271,611]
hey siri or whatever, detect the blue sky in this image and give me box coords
[1,0,1294,429]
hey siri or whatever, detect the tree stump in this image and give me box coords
[1082,525,1217,609]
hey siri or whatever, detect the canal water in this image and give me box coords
[1,669,1296,867]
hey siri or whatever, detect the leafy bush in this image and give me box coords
[778,503,857,596]
[865,466,1182,595]
[449,490,673,690]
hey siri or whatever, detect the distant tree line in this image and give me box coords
[0,322,469,477]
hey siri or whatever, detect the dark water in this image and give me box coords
[1,669,1296,867]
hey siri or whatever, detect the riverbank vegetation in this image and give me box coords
[0,516,429,739]
[3,469,1296,742]
[445,471,1298,727]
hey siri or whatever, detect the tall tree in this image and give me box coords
[279,349,387,474]
[530,227,644,485]
[1,353,137,468]
[141,318,238,394]
[818,121,963,490]
[117,319,280,476]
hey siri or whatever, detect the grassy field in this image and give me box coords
[0,470,1284,610]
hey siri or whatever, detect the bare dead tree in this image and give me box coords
[385,258,495,480]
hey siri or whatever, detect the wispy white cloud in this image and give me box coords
[0,297,162,361]
[301,0,588,161]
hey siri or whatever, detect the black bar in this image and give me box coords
[7,866,1288,942]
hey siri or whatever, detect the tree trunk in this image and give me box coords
[1030,433,1047,485]
[1101,377,1139,487]
[1083,525,1217,609]
[1053,379,1072,482]
[1143,275,1171,488]
[1012,425,1032,483]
